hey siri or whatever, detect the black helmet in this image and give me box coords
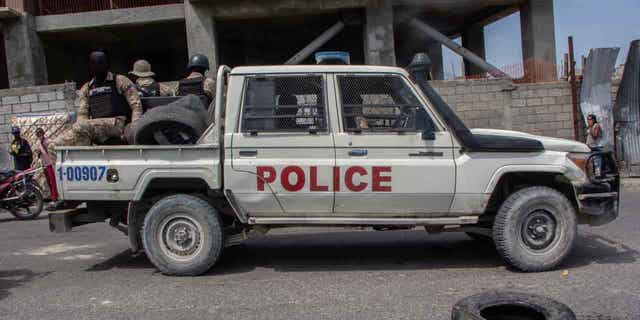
[187,54,210,71]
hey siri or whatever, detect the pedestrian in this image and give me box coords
[33,128,59,203]
[175,54,216,105]
[586,114,603,149]
[9,127,33,171]
[128,59,173,97]
[47,50,142,210]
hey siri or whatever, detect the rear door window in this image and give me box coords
[241,75,327,133]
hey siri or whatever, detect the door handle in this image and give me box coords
[239,150,258,157]
[409,151,444,157]
[349,149,368,157]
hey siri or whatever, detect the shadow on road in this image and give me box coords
[213,231,501,275]
[565,233,639,267]
[86,250,151,272]
[0,269,51,301]
[84,231,639,275]
[0,214,48,224]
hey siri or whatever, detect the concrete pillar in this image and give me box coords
[1,14,48,88]
[364,0,396,66]
[462,24,486,77]
[426,42,444,80]
[185,1,218,77]
[520,0,557,82]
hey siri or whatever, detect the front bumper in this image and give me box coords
[575,152,620,226]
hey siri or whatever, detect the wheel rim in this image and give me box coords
[521,210,557,251]
[158,214,203,262]
[12,189,42,218]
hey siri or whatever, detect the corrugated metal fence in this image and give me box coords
[614,40,640,176]
[580,48,619,150]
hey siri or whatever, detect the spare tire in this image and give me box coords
[127,104,207,145]
[452,291,576,320]
[167,94,209,122]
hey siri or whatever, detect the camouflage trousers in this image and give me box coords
[48,117,126,162]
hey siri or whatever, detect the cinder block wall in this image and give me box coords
[0,83,76,168]
[430,79,575,140]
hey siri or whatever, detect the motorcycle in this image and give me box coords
[0,167,44,220]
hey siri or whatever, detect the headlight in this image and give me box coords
[567,153,588,172]
[568,153,609,182]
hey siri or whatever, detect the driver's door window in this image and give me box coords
[338,75,435,133]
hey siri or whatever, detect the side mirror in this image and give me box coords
[422,129,436,141]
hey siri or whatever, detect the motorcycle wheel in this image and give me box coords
[10,185,44,220]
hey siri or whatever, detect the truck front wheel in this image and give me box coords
[142,194,223,276]
[493,186,577,272]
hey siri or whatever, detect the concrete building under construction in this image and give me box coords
[0,0,557,89]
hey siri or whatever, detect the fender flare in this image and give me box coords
[483,165,568,194]
[132,168,220,201]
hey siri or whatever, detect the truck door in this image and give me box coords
[228,74,335,216]
[332,74,455,216]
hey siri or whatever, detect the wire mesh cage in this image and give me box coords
[242,76,326,133]
[337,75,425,132]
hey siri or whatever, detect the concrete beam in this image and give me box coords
[285,21,345,65]
[35,4,184,33]
[462,24,486,76]
[364,0,396,66]
[2,14,48,87]
[410,19,508,79]
[185,1,217,77]
[426,42,444,80]
[192,0,370,19]
[0,7,21,19]
[520,0,557,82]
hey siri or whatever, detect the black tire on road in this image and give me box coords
[493,186,577,272]
[142,194,223,276]
[452,291,576,320]
[127,105,207,145]
[10,185,44,220]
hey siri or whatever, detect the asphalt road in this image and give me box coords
[1,191,639,320]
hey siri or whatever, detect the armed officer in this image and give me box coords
[175,54,216,104]
[48,50,143,160]
[129,59,173,97]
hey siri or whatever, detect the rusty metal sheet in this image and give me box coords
[614,40,640,175]
[580,47,620,150]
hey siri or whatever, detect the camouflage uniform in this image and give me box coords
[136,77,174,97]
[49,72,142,160]
[355,107,396,129]
[176,72,216,101]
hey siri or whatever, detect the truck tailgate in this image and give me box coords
[56,144,220,201]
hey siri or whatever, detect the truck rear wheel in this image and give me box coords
[142,194,223,276]
[493,186,577,272]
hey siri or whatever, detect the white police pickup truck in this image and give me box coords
[50,57,620,276]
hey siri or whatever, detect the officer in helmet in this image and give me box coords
[9,127,33,171]
[47,50,143,211]
[48,50,142,162]
[176,53,216,104]
[128,59,173,97]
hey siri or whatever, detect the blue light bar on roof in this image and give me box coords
[315,51,351,65]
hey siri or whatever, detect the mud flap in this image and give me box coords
[48,208,106,233]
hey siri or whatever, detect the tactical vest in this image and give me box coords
[137,82,161,97]
[88,78,129,120]
[176,77,206,96]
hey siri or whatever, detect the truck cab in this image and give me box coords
[50,62,620,276]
